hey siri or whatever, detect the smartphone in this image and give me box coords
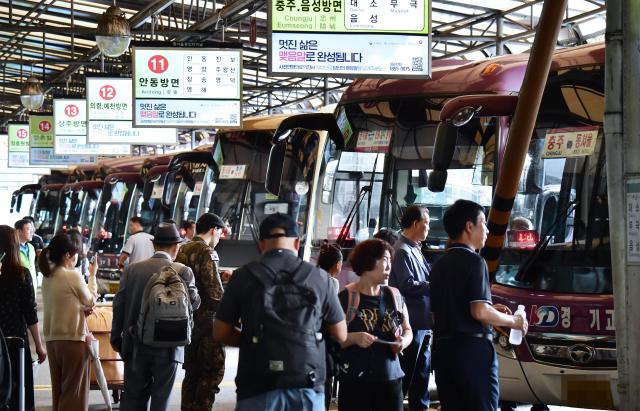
[88,254,95,264]
[0,251,5,262]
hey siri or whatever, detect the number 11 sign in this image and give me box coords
[133,45,243,128]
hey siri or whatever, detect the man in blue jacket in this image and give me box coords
[389,205,432,411]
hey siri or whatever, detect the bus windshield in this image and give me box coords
[201,131,272,242]
[34,189,61,243]
[58,190,85,231]
[136,174,172,230]
[91,180,137,253]
[497,65,609,294]
[174,163,214,227]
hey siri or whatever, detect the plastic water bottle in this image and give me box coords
[509,305,526,345]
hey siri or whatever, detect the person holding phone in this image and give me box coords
[337,239,412,411]
[0,225,47,411]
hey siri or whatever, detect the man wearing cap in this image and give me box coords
[213,213,347,410]
[175,213,227,411]
[111,223,200,411]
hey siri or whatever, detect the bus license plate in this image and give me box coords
[565,378,614,409]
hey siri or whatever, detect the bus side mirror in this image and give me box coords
[266,142,287,196]
[162,171,177,208]
[428,122,458,192]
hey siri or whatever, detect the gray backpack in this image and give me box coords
[136,262,193,348]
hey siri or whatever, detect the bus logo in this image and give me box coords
[530,305,559,327]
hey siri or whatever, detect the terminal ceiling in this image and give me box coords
[0,0,606,130]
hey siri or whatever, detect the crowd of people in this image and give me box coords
[0,199,529,411]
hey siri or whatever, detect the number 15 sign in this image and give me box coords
[132,46,243,128]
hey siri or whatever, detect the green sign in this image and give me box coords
[271,0,429,34]
[8,123,29,152]
[29,115,54,148]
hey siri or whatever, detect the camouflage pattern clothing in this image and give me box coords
[175,236,225,411]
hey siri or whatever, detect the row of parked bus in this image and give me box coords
[11,42,615,410]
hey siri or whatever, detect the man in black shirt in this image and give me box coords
[430,200,528,411]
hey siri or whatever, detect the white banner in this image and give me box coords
[86,77,133,121]
[134,100,241,127]
[270,32,429,77]
[88,120,177,144]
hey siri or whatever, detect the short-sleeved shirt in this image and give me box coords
[430,243,492,337]
[121,231,155,264]
[337,288,405,383]
[216,248,345,400]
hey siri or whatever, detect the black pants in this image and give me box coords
[338,378,403,411]
[400,329,431,410]
[433,336,499,411]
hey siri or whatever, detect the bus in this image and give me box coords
[266,43,615,409]
[174,114,342,271]
[55,180,103,237]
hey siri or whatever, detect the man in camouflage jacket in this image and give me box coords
[175,213,227,411]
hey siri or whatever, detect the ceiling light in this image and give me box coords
[20,76,45,111]
[95,6,131,58]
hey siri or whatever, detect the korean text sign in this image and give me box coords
[86,76,177,144]
[133,47,242,127]
[269,0,431,78]
[8,123,30,167]
[53,98,131,155]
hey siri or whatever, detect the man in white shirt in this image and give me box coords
[117,217,155,269]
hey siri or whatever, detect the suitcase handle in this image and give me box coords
[5,337,25,411]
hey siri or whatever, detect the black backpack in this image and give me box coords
[246,259,325,389]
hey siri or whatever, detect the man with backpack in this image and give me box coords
[213,213,347,410]
[111,223,200,411]
[175,213,227,411]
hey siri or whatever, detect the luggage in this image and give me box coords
[87,305,124,405]
[0,327,12,409]
[3,336,25,411]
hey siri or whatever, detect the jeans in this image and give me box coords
[236,388,325,411]
[400,329,432,410]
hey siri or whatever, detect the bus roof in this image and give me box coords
[97,156,147,176]
[341,43,605,103]
[41,183,65,192]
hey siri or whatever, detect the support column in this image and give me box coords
[604,0,640,408]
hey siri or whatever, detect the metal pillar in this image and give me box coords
[481,0,568,274]
[604,0,640,408]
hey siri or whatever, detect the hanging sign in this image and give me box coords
[355,130,392,152]
[28,113,96,166]
[86,76,177,144]
[132,44,243,127]
[268,0,431,78]
[53,98,131,155]
[626,177,640,264]
[542,126,599,158]
[29,114,54,148]
[8,123,30,167]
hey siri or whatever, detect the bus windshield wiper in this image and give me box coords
[515,201,577,283]
[337,185,372,247]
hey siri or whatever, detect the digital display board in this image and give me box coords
[268,0,431,78]
[86,76,177,144]
[53,98,131,155]
[132,45,242,127]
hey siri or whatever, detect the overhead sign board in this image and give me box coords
[268,0,431,78]
[53,99,131,155]
[86,76,177,144]
[8,123,30,167]
[27,114,96,166]
[132,45,243,127]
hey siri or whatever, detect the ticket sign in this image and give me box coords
[132,46,243,127]
[53,99,132,156]
[356,130,392,153]
[88,121,177,144]
[219,164,248,179]
[29,115,54,148]
[542,126,599,158]
[86,77,132,121]
[8,123,30,168]
[269,0,431,78]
